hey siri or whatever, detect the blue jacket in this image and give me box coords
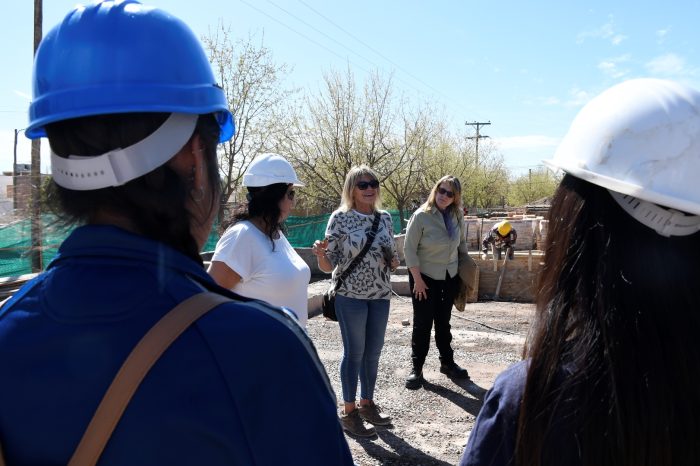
[460,361,581,466]
[0,225,353,465]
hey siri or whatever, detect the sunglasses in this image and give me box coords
[286,190,296,201]
[356,180,380,190]
[437,187,454,198]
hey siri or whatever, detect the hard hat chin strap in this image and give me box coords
[609,190,700,237]
[50,113,198,191]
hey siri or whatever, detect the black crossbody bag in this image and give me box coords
[322,212,381,321]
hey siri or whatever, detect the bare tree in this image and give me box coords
[202,24,296,228]
[422,125,471,189]
[381,105,436,230]
[277,68,413,211]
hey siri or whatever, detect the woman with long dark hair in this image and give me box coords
[0,2,352,464]
[460,78,700,466]
[208,153,311,327]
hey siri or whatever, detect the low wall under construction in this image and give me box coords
[305,250,544,307]
[470,251,543,302]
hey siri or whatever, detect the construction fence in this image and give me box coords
[0,211,405,277]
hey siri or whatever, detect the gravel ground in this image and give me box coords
[307,296,535,466]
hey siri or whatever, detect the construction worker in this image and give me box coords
[481,220,517,260]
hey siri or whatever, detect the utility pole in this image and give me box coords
[30,0,43,272]
[465,121,491,167]
[13,129,22,212]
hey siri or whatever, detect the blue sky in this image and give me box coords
[2,1,699,176]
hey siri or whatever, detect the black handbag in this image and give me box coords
[322,212,381,321]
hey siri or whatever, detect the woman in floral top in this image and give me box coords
[312,165,399,438]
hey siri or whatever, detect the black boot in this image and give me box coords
[440,361,469,379]
[405,367,424,390]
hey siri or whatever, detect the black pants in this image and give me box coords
[409,271,460,369]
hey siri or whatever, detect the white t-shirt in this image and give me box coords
[211,221,311,327]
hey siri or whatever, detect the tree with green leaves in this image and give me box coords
[508,166,561,206]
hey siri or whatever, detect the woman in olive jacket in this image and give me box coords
[403,175,470,389]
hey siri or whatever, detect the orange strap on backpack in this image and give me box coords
[0,292,231,466]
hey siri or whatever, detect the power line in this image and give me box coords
[266,0,378,71]
[239,0,471,117]
[238,1,540,176]
[239,0,373,77]
[294,0,455,104]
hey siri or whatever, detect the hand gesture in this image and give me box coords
[312,238,329,258]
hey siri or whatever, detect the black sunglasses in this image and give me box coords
[286,189,296,201]
[437,187,454,198]
[356,180,380,190]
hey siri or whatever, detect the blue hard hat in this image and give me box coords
[27,0,234,142]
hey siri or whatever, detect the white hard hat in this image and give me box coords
[545,78,700,236]
[242,153,304,187]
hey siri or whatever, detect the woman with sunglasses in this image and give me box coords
[312,165,400,437]
[404,175,470,389]
[209,153,312,327]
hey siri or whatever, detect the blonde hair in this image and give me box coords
[338,165,383,212]
[423,175,463,219]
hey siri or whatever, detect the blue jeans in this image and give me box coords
[335,294,390,403]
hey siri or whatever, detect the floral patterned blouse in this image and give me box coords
[324,209,397,300]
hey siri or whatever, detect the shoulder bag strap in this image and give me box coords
[66,292,232,466]
[336,211,382,289]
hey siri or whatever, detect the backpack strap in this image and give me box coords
[67,292,231,466]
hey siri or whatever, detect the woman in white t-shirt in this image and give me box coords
[208,153,311,327]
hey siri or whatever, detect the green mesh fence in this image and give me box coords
[0,216,72,277]
[0,211,402,276]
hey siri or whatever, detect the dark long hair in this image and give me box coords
[44,112,221,264]
[516,174,700,466]
[229,183,288,250]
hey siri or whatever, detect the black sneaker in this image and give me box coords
[405,369,423,389]
[440,362,469,379]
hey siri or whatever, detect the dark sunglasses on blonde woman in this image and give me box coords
[356,180,380,190]
[437,187,454,198]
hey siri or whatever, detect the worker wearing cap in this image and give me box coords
[481,220,517,260]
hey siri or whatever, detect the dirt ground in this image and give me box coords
[307,296,535,466]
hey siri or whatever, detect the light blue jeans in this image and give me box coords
[335,294,390,403]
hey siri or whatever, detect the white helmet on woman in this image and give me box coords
[243,153,304,187]
[546,78,700,237]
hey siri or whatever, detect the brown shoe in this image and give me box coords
[340,409,376,437]
[359,401,392,426]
